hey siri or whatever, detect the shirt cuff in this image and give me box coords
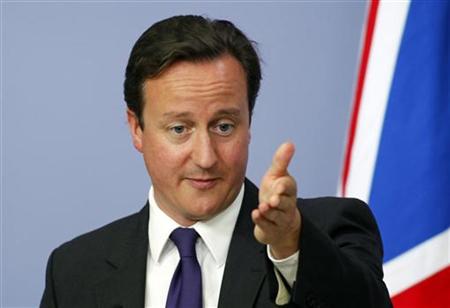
[267,245,299,288]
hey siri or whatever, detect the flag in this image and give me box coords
[339,0,450,306]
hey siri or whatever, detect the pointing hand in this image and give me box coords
[252,142,301,259]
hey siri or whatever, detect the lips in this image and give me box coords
[186,178,219,190]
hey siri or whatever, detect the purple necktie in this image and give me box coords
[166,228,202,308]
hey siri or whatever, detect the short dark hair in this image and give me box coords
[124,15,261,127]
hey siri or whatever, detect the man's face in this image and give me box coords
[128,54,251,226]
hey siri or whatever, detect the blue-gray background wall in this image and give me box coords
[2,1,367,306]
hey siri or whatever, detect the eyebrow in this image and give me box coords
[162,111,193,119]
[162,108,241,119]
[214,108,241,118]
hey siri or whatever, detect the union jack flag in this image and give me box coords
[339,1,450,306]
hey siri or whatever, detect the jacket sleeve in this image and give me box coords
[40,250,57,308]
[270,198,392,308]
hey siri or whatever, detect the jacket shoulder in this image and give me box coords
[299,197,375,227]
[299,196,368,209]
[48,205,148,286]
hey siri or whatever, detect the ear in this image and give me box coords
[127,109,144,153]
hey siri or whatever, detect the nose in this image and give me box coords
[191,130,218,169]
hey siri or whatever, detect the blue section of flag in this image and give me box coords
[369,1,450,263]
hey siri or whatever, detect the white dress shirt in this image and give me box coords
[144,182,298,308]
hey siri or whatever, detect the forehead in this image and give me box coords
[142,54,248,116]
[158,53,246,82]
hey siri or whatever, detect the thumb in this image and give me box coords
[267,142,295,177]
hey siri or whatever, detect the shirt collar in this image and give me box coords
[148,183,245,267]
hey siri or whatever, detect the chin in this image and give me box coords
[187,200,224,220]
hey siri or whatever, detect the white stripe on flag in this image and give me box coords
[345,1,410,202]
[383,227,450,296]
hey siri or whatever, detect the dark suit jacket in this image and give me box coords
[40,179,392,308]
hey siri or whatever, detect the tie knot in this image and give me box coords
[170,228,199,258]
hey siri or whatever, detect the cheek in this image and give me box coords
[142,138,186,182]
[220,135,249,170]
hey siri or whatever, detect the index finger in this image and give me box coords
[267,142,295,177]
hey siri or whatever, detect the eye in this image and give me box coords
[169,125,187,135]
[214,122,234,136]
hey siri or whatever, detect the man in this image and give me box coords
[40,15,392,308]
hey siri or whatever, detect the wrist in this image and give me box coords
[269,230,300,259]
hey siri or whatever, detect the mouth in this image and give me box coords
[186,177,219,190]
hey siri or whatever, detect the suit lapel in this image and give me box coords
[95,204,149,308]
[218,179,267,308]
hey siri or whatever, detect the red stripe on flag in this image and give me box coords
[392,265,450,308]
[340,0,380,196]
